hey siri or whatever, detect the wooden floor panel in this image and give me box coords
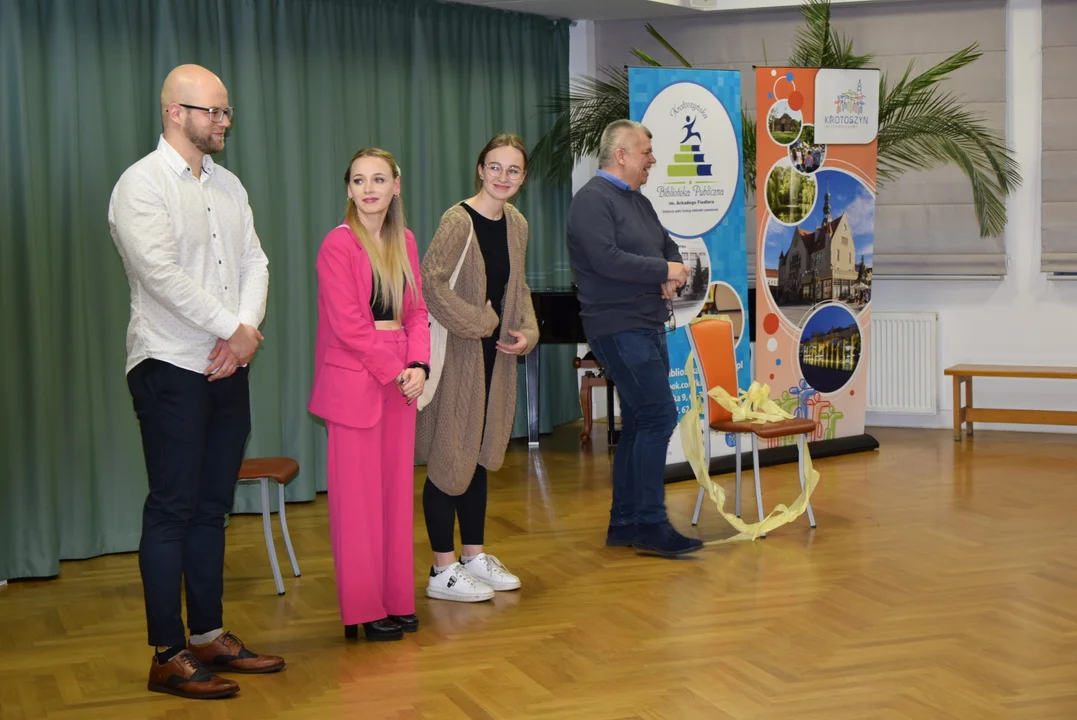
[3,425,1077,719]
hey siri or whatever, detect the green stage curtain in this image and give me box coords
[0,0,576,581]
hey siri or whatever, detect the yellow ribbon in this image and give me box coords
[678,343,821,545]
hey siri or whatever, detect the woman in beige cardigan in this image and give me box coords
[417,133,539,603]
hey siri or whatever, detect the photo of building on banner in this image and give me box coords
[627,67,749,468]
[755,67,880,447]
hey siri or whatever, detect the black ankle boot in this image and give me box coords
[387,614,419,633]
[344,624,359,640]
[362,618,404,641]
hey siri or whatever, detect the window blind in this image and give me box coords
[1041,0,1077,273]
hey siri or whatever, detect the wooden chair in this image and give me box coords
[237,458,301,595]
[685,318,817,534]
[574,354,607,444]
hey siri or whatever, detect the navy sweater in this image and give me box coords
[566,174,682,339]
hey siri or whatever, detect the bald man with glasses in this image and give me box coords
[108,63,284,700]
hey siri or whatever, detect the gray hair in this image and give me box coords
[597,120,651,168]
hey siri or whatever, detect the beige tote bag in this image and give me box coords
[417,226,473,411]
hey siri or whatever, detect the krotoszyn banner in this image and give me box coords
[754,67,880,447]
[627,67,749,466]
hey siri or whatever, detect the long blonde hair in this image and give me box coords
[343,148,417,320]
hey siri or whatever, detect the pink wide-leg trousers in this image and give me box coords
[326,330,416,625]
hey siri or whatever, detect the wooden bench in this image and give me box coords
[944,364,1077,440]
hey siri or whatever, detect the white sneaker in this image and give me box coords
[426,562,495,602]
[462,553,521,591]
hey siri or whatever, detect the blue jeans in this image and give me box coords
[588,328,678,527]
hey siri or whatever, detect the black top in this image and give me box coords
[370,271,404,322]
[460,202,510,323]
[566,175,681,339]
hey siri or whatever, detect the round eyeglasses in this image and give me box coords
[484,162,524,180]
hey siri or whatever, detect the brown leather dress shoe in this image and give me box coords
[187,631,286,674]
[148,650,239,699]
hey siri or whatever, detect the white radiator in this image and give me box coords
[867,312,938,415]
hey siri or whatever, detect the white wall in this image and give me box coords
[571,0,1077,434]
[870,0,1077,432]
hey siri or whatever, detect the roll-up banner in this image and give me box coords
[754,67,880,447]
[627,67,749,467]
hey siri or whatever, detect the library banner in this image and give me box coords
[754,67,879,446]
[627,67,749,465]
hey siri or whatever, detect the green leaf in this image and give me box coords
[788,0,873,68]
[530,67,630,185]
[742,112,757,195]
[875,45,1020,237]
[631,48,664,67]
[646,24,693,67]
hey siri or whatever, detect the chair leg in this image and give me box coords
[797,435,817,528]
[751,435,766,539]
[580,380,593,444]
[260,478,285,595]
[692,404,713,527]
[735,433,742,518]
[277,482,301,577]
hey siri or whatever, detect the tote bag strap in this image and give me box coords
[417,222,473,412]
[449,224,473,288]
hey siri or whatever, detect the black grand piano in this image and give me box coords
[523,286,757,445]
[523,286,605,446]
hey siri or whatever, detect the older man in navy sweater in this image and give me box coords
[567,119,703,557]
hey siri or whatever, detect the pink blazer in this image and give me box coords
[308,225,431,428]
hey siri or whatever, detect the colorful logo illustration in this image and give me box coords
[638,80,739,237]
[668,115,713,177]
[834,80,867,115]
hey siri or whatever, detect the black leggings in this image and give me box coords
[423,469,488,553]
[423,333,498,555]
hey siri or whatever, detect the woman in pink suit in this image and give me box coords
[309,148,430,642]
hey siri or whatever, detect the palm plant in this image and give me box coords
[529,0,1020,237]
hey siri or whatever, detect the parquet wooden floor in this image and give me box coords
[3,424,1077,719]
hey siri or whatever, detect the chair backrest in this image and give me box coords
[686,318,738,423]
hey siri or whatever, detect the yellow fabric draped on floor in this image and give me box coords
[678,348,820,545]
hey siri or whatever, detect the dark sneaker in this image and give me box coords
[605,523,636,547]
[632,522,704,557]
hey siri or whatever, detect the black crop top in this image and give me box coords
[370,271,404,322]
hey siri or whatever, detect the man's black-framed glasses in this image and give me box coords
[178,104,234,123]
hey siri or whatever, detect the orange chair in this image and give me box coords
[685,317,817,533]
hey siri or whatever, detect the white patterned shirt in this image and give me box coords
[108,136,269,374]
